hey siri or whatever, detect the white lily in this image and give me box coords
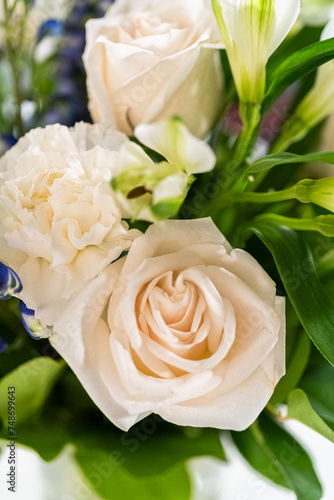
[111,117,216,221]
[212,0,300,119]
[273,20,334,152]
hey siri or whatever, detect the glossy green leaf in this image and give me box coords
[114,425,226,476]
[75,447,191,500]
[259,414,323,500]
[300,363,334,429]
[0,357,65,426]
[233,414,323,500]
[247,151,334,175]
[248,222,334,367]
[232,426,290,489]
[270,331,311,404]
[264,37,334,112]
[287,389,334,443]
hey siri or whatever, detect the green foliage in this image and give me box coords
[0,368,225,500]
[248,221,334,367]
[0,357,64,426]
[76,448,191,500]
[232,424,290,490]
[1,1,334,497]
[270,331,311,405]
[300,361,334,431]
[287,389,334,443]
[233,414,323,500]
[247,151,334,175]
[264,37,334,112]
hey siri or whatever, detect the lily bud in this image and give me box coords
[273,20,334,152]
[315,214,334,237]
[295,178,334,212]
[296,21,334,126]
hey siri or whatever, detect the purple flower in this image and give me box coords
[0,262,22,300]
[0,336,8,353]
[19,301,53,340]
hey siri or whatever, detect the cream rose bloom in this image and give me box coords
[51,218,285,431]
[0,122,140,325]
[83,0,224,137]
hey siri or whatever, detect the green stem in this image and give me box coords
[238,186,295,204]
[198,192,233,219]
[271,128,307,156]
[232,102,261,171]
[249,116,311,192]
[252,214,318,232]
[266,403,281,417]
[3,0,25,137]
[200,102,261,217]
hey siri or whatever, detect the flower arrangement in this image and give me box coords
[0,0,334,499]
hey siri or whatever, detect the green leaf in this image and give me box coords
[75,447,191,500]
[300,363,334,429]
[0,357,65,426]
[248,221,334,367]
[270,331,311,405]
[247,151,334,175]
[264,38,334,112]
[287,389,334,443]
[112,425,226,477]
[151,196,185,220]
[232,426,290,489]
[259,414,322,500]
[0,420,71,461]
[233,414,323,499]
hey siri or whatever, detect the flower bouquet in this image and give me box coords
[0,0,334,499]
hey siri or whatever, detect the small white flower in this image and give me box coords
[112,117,216,221]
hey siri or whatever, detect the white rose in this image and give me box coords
[51,218,285,431]
[83,0,224,137]
[0,122,140,325]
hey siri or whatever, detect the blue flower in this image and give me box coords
[19,301,53,340]
[0,262,22,300]
[0,135,17,156]
[37,19,64,42]
[0,336,8,353]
